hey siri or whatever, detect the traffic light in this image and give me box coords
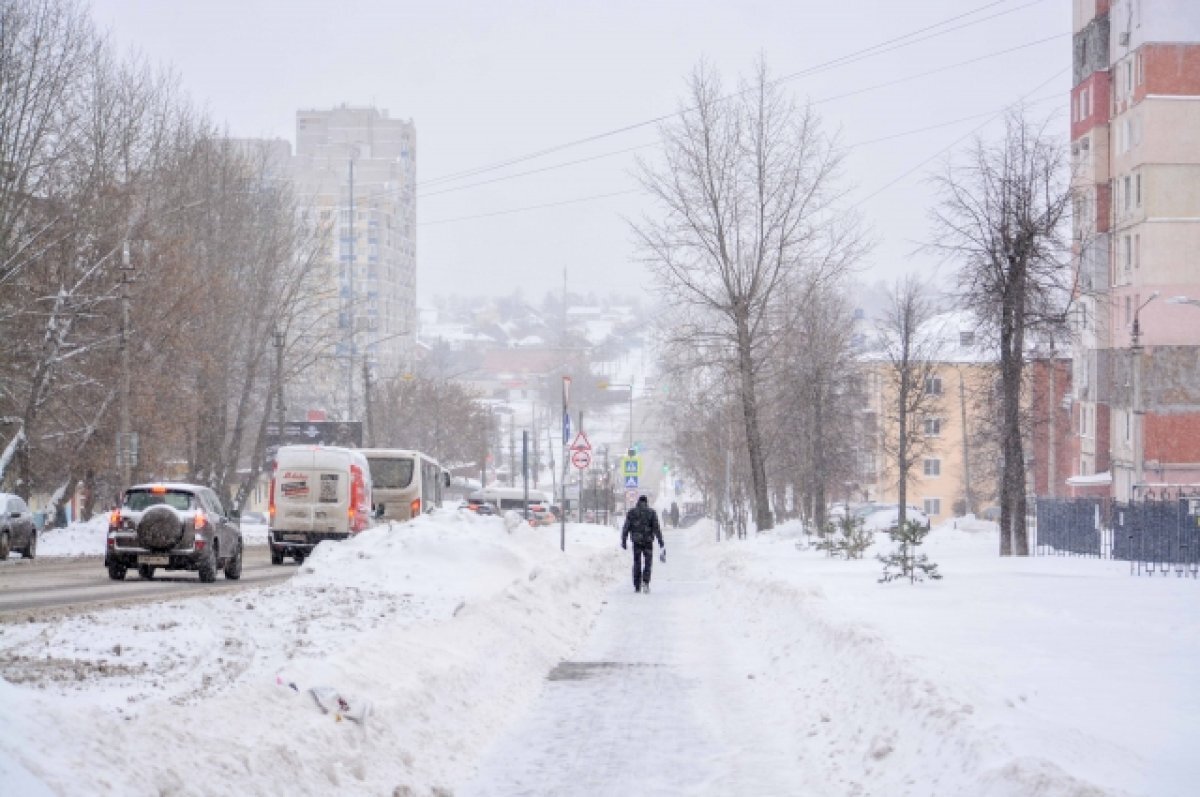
[662,463,669,474]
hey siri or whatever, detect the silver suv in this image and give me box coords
[105,483,243,583]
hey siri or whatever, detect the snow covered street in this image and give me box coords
[2,512,1197,796]
[460,529,798,796]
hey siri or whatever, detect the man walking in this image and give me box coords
[621,495,665,593]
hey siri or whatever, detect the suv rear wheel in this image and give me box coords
[270,549,284,565]
[21,532,36,559]
[223,540,243,580]
[0,531,9,560]
[197,543,217,583]
[107,563,127,580]
[137,564,156,580]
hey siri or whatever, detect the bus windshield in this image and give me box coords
[368,457,415,489]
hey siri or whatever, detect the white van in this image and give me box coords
[268,445,372,565]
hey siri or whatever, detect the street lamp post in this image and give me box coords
[1130,291,1159,497]
[600,381,634,450]
[118,242,136,486]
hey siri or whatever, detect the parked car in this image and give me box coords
[240,511,268,526]
[863,504,931,532]
[0,492,37,560]
[105,483,243,582]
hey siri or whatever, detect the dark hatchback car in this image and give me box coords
[105,483,243,583]
[0,492,37,559]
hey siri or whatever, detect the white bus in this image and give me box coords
[467,486,552,513]
[359,449,449,522]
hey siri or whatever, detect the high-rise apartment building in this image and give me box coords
[1068,0,1200,499]
[291,105,417,419]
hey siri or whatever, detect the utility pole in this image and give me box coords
[1131,293,1158,499]
[958,366,972,514]
[118,242,135,486]
[1046,340,1057,499]
[347,157,356,421]
[274,325,286,436]
[363,358,373,447]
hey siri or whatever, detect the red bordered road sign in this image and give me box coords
[570,449,592,470]
[569,430,592,452]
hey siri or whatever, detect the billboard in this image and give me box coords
[264,421,363,463]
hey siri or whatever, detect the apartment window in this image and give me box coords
[1124,176,1132,210]
[1125,410,1132,442]
[1134,234,1140,269]
[923,458,941,477]
[925,375,943,396]
[1135,173,1142,206]
[924,417,942,437]
[1123,235,1132,272]
[924,498,941,517]
[1125,296,1132,326]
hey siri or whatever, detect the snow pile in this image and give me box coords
[692,519,1198,796]
[32,514,110,557]
[0,511,624,796]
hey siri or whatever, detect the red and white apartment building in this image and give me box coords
[1064,0,1200,500]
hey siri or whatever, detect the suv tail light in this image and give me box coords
[109,509,121,529]
[194,510,207,530]
[410,498,421,517]
[268,476,276,520]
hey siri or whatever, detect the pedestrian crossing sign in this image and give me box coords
[625,476,639,489]
[621,456,642,478]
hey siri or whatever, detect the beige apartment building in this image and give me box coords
[290,105,418,420]
[860,313,999,524]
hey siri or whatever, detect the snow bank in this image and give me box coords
[0,511,624,795]
[691,519,1198,797]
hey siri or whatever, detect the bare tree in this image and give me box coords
[929,111,1072,555]
[874,276,943,530]
[635,59,861,531]
[766,276,859,530]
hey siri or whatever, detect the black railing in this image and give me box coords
[1034,492,1200,577]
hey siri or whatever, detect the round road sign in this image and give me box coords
[570,449,592,470]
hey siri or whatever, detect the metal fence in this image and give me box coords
[1034,492,1200,577]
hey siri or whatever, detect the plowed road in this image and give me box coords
[0,546,292,620]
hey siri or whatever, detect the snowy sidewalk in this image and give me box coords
[458,530,805,797]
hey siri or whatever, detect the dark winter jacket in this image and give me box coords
[622,499,664,548]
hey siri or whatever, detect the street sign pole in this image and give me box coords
[561,376,570,552]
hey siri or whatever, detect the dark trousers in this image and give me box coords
[631,544,653,588]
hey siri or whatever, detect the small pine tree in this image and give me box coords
[815,514,874,559]
[878,518,942,583]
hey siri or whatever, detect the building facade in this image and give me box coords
[291,105,417,420]
[1069,0,1200,499]
[861,314,1000,524]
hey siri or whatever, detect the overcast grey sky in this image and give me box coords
[89,0,1070,305]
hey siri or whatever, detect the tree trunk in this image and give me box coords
[736,314,773,531]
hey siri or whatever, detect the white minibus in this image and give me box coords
[359,448,449,522]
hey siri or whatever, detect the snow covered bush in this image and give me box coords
[878,519,942,583]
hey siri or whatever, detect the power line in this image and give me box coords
[849,66,1071,209]
[418,142,656,199]
[811,33,1066,107]
[417,0,1045,189]
[410,28,1063,202]
[419,189,642,227]
[844,92,1061,149]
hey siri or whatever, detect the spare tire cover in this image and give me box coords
[137,505,184,551]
